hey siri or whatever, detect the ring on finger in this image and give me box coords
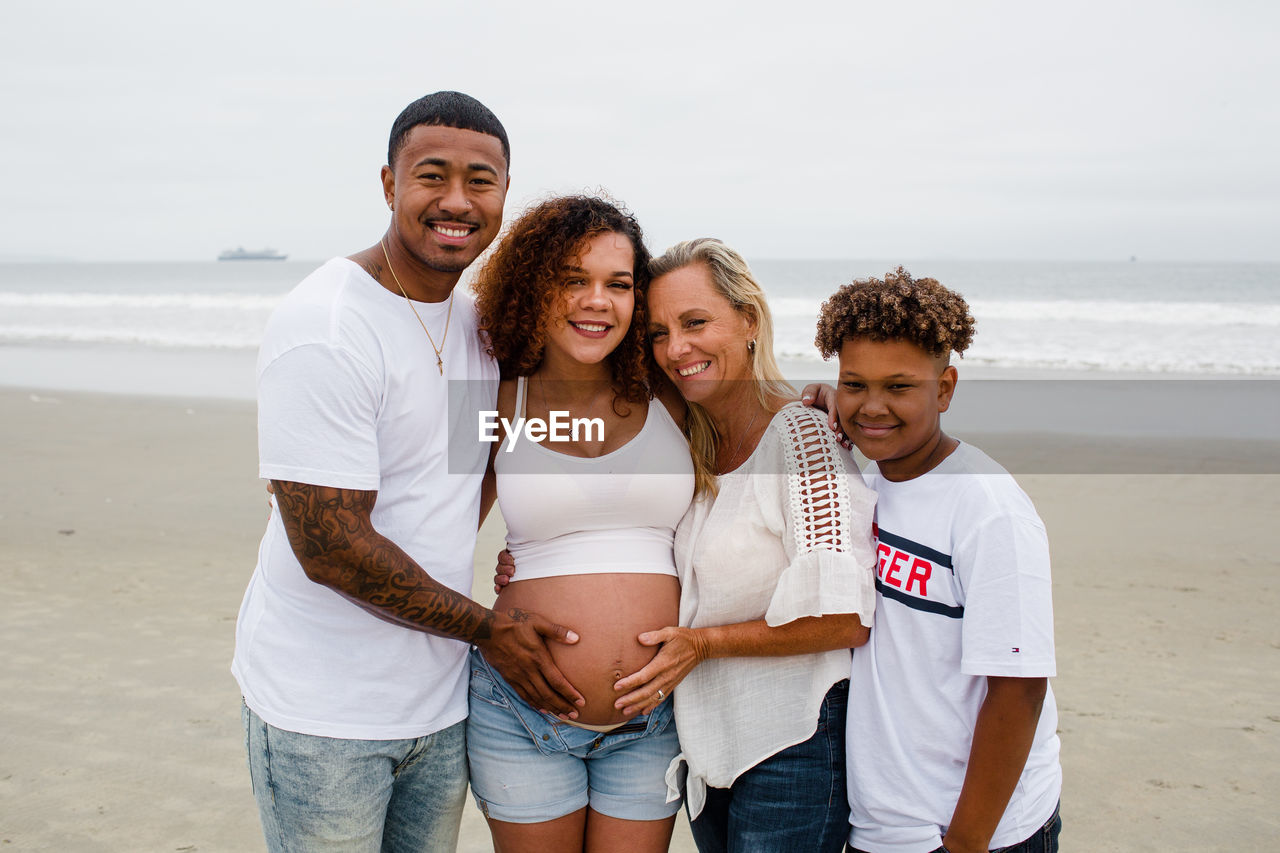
[657,688,665,700]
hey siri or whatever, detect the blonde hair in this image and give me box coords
[649,238,795,495]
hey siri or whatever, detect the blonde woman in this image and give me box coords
[613,238,879,852]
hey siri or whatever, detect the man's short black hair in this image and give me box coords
[387,91,510,170]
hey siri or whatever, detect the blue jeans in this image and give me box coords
[949,803,1062,853]
[849,802,1062,853]
[241,701,468,853]
[689,680,849,853]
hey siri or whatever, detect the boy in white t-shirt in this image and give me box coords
[814,268,1062,853]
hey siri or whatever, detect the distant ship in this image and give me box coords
[218,247,288,261]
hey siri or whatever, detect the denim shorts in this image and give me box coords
[465,647,682,824]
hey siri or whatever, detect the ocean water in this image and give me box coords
[1,258,1278,385]
[752,259,1280,375]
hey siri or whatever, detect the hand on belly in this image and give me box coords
[493,573,680,726]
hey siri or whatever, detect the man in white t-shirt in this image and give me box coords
[232,91,584,853]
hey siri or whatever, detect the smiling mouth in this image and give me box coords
[569,321,611,336]
[428,222,478,240]
[856,422,898,436]
[676,361,711,377]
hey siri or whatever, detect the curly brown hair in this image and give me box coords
[814,266,975,360]
[473,195,652,404]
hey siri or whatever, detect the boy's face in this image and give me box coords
[836,337,958,481]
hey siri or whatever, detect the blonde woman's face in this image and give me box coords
[647,263,757,406]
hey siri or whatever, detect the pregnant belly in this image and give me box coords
[491,573,680,726]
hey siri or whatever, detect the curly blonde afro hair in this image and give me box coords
[814,266,975,360]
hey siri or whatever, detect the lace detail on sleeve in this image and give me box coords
[778,404,854,555]
[762,404,878,627]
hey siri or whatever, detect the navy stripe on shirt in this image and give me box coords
[876,528,953,571]
[875,578,965,619]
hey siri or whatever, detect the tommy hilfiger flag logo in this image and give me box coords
[1012,647,1021,653]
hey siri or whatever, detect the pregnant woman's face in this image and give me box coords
[542,231,636,368]
[647,262,757,406]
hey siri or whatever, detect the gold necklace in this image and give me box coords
[380,238,453,375]
[722,406,762,472]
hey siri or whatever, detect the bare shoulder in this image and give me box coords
[496,377,518,420]
[656,382,688,429]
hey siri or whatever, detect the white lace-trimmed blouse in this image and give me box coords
[663,402,879,818]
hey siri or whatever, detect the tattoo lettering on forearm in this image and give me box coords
[272,480,492,641]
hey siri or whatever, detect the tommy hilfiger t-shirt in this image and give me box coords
[846,441,1062,853]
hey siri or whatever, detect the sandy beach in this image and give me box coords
[2,386,1278,850]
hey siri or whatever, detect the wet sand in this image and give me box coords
[2,387,1277,850]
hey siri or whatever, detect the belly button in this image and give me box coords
[612,670,622,680]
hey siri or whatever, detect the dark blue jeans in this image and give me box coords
[850,802,1062,853]
[979,802,1061,853]
[689,680,849,853]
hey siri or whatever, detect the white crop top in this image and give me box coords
[495,376,695,582]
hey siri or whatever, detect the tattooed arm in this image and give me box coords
[271,479,585,716]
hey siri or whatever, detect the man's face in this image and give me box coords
[383,125,509,273]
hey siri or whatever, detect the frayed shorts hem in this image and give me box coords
[590,790,683,822]
[472,790,683,824]
[471,790,587,824]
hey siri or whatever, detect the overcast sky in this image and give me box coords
[2,0,1277,262]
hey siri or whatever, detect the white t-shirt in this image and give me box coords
[846,441,1061,853]
[665,403,879,818]
[232,257,499,740]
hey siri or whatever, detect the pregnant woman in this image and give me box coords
[466,196,694,853]
[613,237,880,852]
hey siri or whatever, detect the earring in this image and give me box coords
[747,339,756,354]
[388,200,394,211]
